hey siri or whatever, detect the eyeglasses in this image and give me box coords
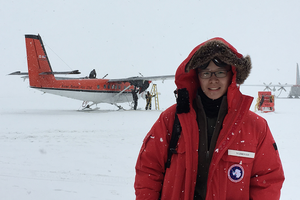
[198,69,231,79]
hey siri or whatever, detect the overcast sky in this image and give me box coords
[1,0,300,86]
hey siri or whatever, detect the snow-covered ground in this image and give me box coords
[0,74,299,200]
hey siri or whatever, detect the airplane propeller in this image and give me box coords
[263,82,272,91]
[277,82,287,97]
[278,82,287,92]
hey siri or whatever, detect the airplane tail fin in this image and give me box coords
[25,34,56,88]
[297,63,300,85]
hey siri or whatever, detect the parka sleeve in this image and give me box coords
[134,108,175,200]
[249,120,285,200]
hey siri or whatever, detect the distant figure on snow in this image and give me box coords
[145,91,154,110]
[89,69,96,79]
[132,89,138,110]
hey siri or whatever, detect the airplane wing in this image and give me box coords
[242,84,294,87]
[9,70,81,75]
[40,70,81,75]
[9,70,82,81]
[108,75,175,93]
[8,71,29,75]
[108,75,175,83]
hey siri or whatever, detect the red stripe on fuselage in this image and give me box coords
[38,77,135,93]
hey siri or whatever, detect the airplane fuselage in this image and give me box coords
[289,85,300,98]
[33,78,136,104]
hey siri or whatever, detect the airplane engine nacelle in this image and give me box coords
[129,80,150,93]
[139,81,150,93]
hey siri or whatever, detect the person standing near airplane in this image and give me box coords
[134,38,284,199]
[145,91,154,110]
[132,89,138,110]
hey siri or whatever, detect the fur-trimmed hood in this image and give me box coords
[185,38,251,85]
[174,37,252,113]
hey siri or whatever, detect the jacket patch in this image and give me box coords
[228,149,255,158]
[228,164,244,183]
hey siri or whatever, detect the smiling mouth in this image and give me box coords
[209,87,220,91]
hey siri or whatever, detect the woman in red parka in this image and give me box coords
[134,38,285,200]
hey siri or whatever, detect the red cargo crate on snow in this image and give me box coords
[256,91,275,113]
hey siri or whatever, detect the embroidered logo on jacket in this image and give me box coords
[228,164,244,183]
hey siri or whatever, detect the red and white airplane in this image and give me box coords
[9,34,174,110]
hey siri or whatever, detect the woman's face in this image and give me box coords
[197,61,232,100]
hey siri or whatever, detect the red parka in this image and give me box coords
[135,38,284,200]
